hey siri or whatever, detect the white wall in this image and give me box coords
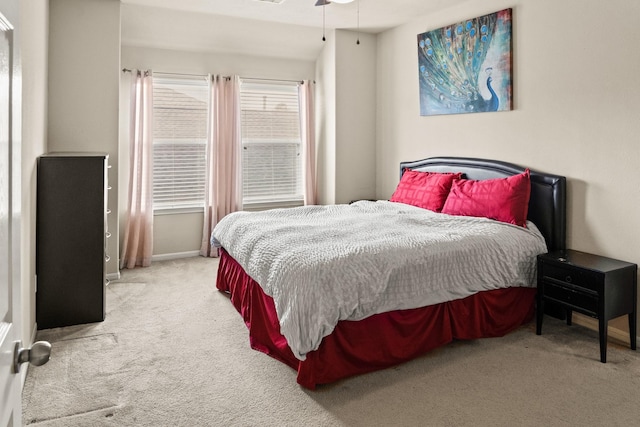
[20,0,48,347]
[120,6,378,257]
[335,30,377,203]
[316,29,377,205]
[316,30,337,205]
[48,0,120,277]
[33,0,634,341]
[120,46,316,257]
[376,0,640,332]
[45,0,640,326]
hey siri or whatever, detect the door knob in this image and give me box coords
[13,341,52,373]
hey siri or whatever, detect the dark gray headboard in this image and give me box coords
[399,157,566,252]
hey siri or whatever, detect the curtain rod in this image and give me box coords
[122,68,152,76]
[121,68,206,79]
[122,68,313,84]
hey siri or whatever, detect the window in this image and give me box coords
[240,80,303,208]
[151,76,304,212]
[152,76,209,211]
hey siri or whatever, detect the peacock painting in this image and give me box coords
[417,9,512,116]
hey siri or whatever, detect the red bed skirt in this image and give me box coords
[217,249,536,389]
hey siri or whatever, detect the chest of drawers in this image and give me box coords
[36,153,109,329]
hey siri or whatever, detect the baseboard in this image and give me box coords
[21,322,39,388]
[152,250,201,262]
[106,271,120,281]
[571,313,636,347]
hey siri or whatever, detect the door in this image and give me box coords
[0,1,20,425]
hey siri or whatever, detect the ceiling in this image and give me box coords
[121,0,467,61]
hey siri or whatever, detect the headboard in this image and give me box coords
[399,157,567,252]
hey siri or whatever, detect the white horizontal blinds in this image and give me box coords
[152,76,209,210]
[240,80,303,206]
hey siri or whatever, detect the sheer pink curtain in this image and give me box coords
[299,80,317,205]
[200,75,242,257]
[121,70,154,268]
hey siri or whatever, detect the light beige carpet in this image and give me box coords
[22,257,640,426]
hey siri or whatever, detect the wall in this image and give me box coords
[120,46,316,257]
[48,0,120,277]
[20,0,48,348]
[376,0,640,334]
[335,30,377,203]
[316,29,377,205]
[315,30,336,205]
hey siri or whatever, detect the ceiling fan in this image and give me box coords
[315,0,354,5]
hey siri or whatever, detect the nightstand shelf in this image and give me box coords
[536,249,637,363]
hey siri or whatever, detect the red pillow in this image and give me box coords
[441,169,531,227]
[390,169,462,212]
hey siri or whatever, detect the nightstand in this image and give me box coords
[536,249,637,363]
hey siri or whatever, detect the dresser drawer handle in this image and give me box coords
[106,231,112,238]
[565,275,572,283]
[105,255,111,262]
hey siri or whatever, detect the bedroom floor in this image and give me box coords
[22,256,640,426]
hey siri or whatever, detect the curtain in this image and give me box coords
[200,75,242,257]
[120,70,154,269]
[299,80,317,205]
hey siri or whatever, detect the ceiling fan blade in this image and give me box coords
[315,0,331,6]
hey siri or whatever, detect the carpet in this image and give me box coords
[22,257,640,426]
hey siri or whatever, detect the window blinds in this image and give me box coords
[152,77,208,210]
[240,81,303,206]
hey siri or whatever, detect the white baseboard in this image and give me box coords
[571,313,637,346]
[110,252,200,282]
[30,322,37,345]
[106,271,120,281]
[151,250,200,262]
[21,322,39,388]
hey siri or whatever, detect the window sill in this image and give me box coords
[243,200,304,212]
[154,207,204,216]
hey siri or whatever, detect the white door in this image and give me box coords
[0,1,21,425]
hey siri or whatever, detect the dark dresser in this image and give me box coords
[536,249,637,362]
[36,153,109,329]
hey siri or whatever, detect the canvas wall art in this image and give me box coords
[417,9,512,116]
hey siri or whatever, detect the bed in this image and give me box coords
[212,157,566,389]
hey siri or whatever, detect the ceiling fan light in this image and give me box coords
[315,0,331,5]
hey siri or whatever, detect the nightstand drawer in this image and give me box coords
[541,263,600,292]
[543,281,598,315]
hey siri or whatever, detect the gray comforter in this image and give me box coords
[211,200,547,360]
